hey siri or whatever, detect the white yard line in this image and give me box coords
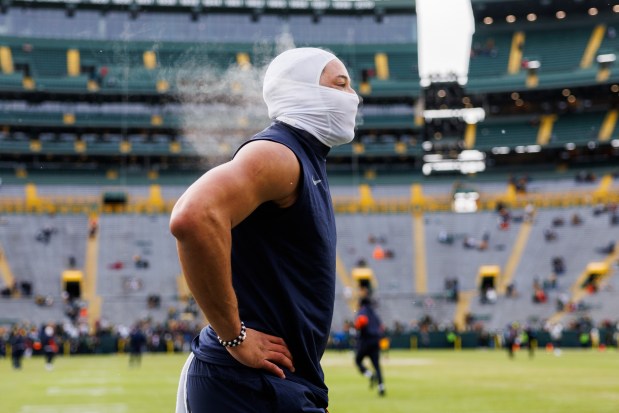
[46,386,124,396]
[20,403,128,413]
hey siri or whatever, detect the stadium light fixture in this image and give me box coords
[588,7,598,16]
[614,5,619,13]
[513,146,541,154]
[526,13,537,22]
[483,17,493,25]
[506,14,516,23]
[421,150,486,176]
[491,147,510,155]
[556,10,566,19]
[452,191,480,213]
[526,145,541,153]
[611,139,619,148]
[459,149,485,161]
[423,107,486,124]
[597,53,616,64]
[526,60,541,70]
[422,154,443,162]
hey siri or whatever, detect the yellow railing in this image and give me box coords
[332,189,619,214]
[0,189,617,215]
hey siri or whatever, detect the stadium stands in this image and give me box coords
[0,214,88,297]
[468,29,512,79]
[2,1,619,182]
[465,206,618,329]
[1,0,619,352]
[0,176,617,347]
[0,214,89,325]
[95,214,184,324]
[474,115,541,149]
[522,25,591,75]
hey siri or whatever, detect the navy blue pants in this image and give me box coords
[185,355,327,413]
[355,339,383,385]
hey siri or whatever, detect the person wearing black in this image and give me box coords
[354,296,386,396]
[10,327,26,370]
[504,322,518,359]
[128,323,147,367]
[40,324,58,371]
[525,324,537,359]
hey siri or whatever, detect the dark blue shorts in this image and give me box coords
[185,355,327,413]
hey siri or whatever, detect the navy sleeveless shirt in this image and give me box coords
[191,121,337,406]
[357,303,383,343]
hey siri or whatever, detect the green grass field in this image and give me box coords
[1,349,618,413]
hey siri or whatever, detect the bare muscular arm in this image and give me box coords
[169,140,300,378]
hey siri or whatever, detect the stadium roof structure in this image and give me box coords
[5,0,416,15]
[471,0,619,23]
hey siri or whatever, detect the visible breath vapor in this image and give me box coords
[172,32,297,167]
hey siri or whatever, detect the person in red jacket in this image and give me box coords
[353,291,386,396]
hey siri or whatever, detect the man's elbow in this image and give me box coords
[170,199,223,241]
[169,199,201,241]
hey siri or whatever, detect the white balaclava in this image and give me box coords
[263,47,359,148]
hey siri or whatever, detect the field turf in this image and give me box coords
[1,348,618,413]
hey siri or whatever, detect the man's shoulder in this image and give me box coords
[237,124,301,165]
[236,137,298,165]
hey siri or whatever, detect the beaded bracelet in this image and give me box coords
[217,321,247,348]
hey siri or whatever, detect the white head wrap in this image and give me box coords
[263,47,359,147]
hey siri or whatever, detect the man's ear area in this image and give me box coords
[320,59,355,94]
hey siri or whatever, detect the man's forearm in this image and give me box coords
[174,220,242,341]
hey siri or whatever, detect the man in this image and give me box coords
[353,293,386,396]
[504,322,518,359]
[40,323,58,371]
[128,323,147,367]
[10,327,26,370]
[170,47,360,412]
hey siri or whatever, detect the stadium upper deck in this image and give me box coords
[0,0,618,185]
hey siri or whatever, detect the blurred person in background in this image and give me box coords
[40,323,58,371]
[353,287,386,397]
[10,327,26,370]
[128,322,147,367]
